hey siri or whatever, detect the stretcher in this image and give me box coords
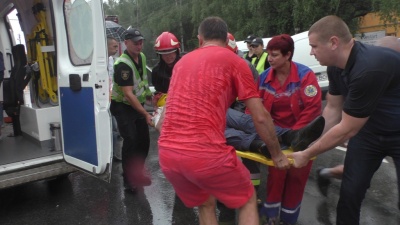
[235,149,316,166]
[27,1,58,106]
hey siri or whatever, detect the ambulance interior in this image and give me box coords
[0,0,63,167]
[0,0,112,173]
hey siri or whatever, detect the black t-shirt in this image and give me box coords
[113,51,141,87]
[328,42,400,134]
[114,61,134,87]
[133,53,144,80]
[244,52,256,62]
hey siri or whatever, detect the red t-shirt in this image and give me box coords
[158,46,259,158]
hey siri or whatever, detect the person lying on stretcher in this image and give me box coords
[225,108,325,158]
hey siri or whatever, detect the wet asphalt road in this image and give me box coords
[0,126,400,225]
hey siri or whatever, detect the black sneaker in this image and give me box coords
[316,167,331,197]
[124,184,144,194]
[289,116,325,151]
[249,139,271,158]
[259,203,279,225]
[113,156,122,161]
[137,173,152,187]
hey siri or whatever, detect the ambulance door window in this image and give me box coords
[63,0,93,66]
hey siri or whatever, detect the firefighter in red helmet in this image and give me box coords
[151,32,181,94]
[226,32,238,53]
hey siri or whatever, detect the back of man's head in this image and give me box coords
[198,16,228,42]
[376,36,400,52]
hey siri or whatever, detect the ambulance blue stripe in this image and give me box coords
[60,87,98,166]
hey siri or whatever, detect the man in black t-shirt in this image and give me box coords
[316,36,400,198]
[290,16,400,225]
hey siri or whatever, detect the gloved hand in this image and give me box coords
[152,92,163,107]
[25,64,32,74]
[31,62,39,72]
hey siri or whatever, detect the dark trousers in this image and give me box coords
[110,100,150,186]
[337,130,400,225]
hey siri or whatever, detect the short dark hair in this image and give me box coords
[309,15,352,43]
[107,36,117,44]
[198,16,228,42]
[267,34,294,61]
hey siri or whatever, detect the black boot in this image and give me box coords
[249,139,271,158]
[281,116,325,152]
[217,201,236,225]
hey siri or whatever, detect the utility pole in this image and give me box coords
[136,0,140,29]
[176,0,184,52]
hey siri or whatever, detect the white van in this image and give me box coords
[236,31,329,98]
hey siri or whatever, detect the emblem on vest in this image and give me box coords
[304,85,317,97]
[121,70,130,80]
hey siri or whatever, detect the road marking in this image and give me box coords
[334,146,389,163]
[335,146,347,152]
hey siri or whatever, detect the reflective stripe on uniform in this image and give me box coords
[112,53,151,104]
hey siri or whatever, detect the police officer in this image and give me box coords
[243,34,256,62]
[110,28,153,193]
[249,37,270,74]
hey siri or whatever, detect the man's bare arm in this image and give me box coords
[322,93,344,134]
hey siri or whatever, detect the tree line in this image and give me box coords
[103,0,400,66]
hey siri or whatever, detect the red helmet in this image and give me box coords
[226,33,238,53]
[154,32,180,54]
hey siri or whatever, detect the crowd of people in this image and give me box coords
[107,15,400,225]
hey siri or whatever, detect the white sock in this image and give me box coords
[319,168,332,178]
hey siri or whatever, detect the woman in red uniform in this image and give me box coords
[258,34,322,225]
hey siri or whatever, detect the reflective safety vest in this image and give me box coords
[251,52,268,74]
[112,53,152,104]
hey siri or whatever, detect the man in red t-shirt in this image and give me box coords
[157,17,290,225]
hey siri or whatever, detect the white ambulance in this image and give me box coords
[0,0,112,189]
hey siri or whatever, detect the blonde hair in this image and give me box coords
[309,15,352,43]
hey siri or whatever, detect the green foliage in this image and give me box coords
[373,0,400,23]
[103,0,399,63]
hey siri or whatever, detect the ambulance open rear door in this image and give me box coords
[54,0,112,181]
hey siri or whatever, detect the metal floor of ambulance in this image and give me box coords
[0,123,59,165]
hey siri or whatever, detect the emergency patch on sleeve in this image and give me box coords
[304,85,318,97]
[121,70,130,80]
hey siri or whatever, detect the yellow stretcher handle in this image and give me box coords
[235,149,316,166]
